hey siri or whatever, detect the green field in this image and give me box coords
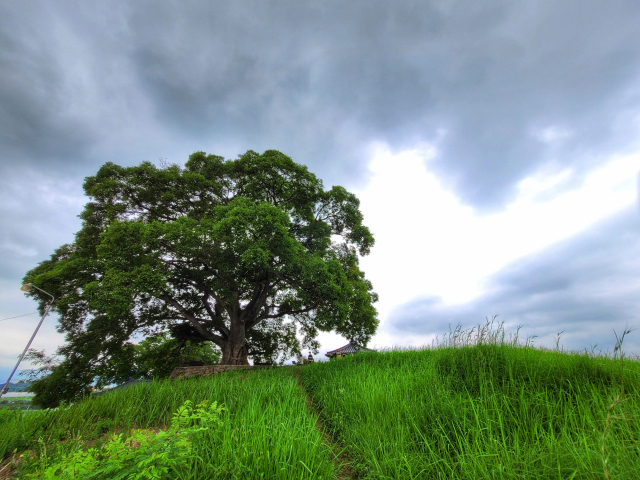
[0,397,37,412]
[1,328,638,479]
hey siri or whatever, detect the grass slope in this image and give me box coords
[301,344,640,479]
[1,368,337,479]
[1,324,638,479]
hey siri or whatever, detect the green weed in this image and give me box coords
[3,369,337,479]
[301,319,640,479]
[19,400,223,479]
[2,319,639,479]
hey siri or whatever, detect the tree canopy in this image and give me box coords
[133,333,221,379]
[24,150,378,403]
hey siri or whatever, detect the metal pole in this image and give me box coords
[0,284,54,399]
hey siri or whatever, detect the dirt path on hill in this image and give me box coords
[0,453,23,480]
[292,371,356,480]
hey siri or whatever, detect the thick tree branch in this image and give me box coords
[247,305,315,330]
[258,306,315,320]
[201,293,230,338]
[159,294,225,347]
[197,282,234,320]
[240,281,271,324]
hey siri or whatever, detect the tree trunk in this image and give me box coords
[219,322,249,365]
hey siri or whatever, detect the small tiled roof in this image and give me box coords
[325,342,374,357]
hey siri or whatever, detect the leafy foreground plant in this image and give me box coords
[3,368,337,479]
[20,400,223,479]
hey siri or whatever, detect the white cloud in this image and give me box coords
[355,143,639,345]
[531,125,574,143]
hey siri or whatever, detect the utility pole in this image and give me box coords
[0,284,55,399]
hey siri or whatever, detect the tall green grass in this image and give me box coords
[2,319,638,479]
[301,321,640,479]
[1,368,337,479]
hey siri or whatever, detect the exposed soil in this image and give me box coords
[293,372,356,480]
[0,451,28,480]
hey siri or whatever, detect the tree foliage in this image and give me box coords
[134,333,221,379]
[23,150,378,405]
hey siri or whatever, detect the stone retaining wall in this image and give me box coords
[169,365,272,380]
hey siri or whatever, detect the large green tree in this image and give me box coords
[24,150,378,394]
[133,333,221,379]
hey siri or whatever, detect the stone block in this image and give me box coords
[169,364,271,380]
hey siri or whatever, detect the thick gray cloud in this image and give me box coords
[388,206,640,356]
[1,1,639,374]
[0,169,83,283]
[2,1,639,199]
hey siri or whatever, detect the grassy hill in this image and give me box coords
[1,327,638,479]
[2,381,33,393]
[302,344,639,479]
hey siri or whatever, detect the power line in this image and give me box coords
[0,312,38,322]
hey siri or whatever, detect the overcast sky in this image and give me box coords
[1,0,640,380]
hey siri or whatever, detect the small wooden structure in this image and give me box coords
[307,352,314,363]
[325,342,374,359]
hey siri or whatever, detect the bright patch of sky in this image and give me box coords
[329,142,639,350]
